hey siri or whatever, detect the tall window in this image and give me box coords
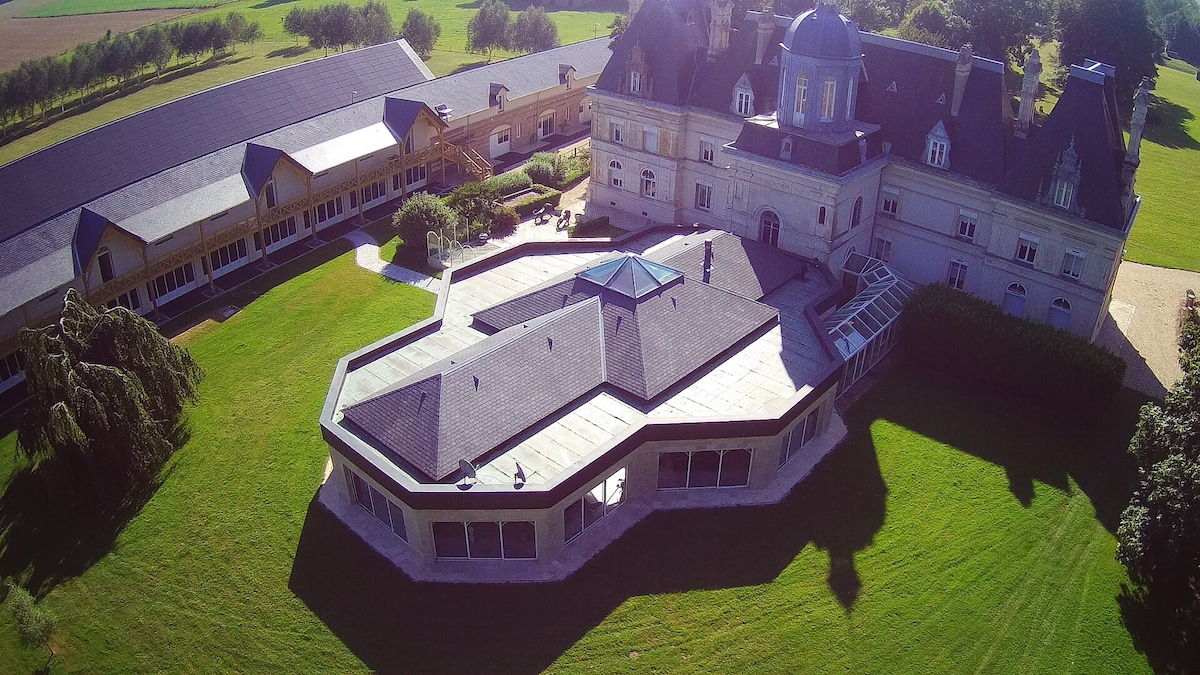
[760,210,780,247]
[611,121,624,144]
[538,112,555,139]
[735,89,753,116]
[794,73,808,125]
[779,408,821,467]
[850,196,863,229]
[871,236,892,262]
[564,468,625,543]
[821,77,837,120]
[640,169,656,198]
[695,182,713,211]
[97,247,114,282]
[404,135,414,154]
[845,80,854,121]
[881,189,899,216]
[209,239,248,274]
[146,261,196,302]
[947,259,967,290]
[265,180,277,209]
[1061,248,1085,279]
[957,211,978,240]
[609,160,624,188]
[780,138,793,161]
[927,140,948,167]
[344,467,407,542]
[817,206,826,226]
[1003,282,1027,317]
[629,70,642,94]
[699,138,715,164]
[1052,179,1075,209]
[658,449,752,489]
[1049,297,1072,330]
[1016,235,1038,264]
[644,127,659,154]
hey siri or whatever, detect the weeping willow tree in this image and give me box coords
[17,289,203,503]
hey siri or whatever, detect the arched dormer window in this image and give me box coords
[780,137,793,161]
[925,120,950,168]
[850,197,863,228]
[821,77,837,121]
[640,169,656,198]
[609,160,624,188]
[794,73,808,126]
[1043,137,1083,214]
[760,210,780,247]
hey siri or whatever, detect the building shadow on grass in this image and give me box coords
[0,420,188,597]
[1146,97,1200,150]
[290,409,887,672]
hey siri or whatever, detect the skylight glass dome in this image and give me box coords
[576,253,683,299]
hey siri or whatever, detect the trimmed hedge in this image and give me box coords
[511,184,563,216]
[571,215,609,237]
[900,284,1126,419]
[483,170,533,197]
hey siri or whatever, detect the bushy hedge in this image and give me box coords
[483,170,533,197]
[523,152,567,187]
[900,284,1126,419]
[511,184,563,216]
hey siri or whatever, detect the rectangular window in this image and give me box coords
[1016,235,1039,264]
[350,190,358,209]
[957,210,978,240]
[105,289,142,312]
[644,127,659,154]
[404,135,415,154]
[146,261,196,302]
[821,78,836,120]
[928,140,947,167]
[881,188,899,216]
[1053,180,1074,209]
[209,239,249,273]
[405,164,428,187]
[1062,248,1085,279]
[699,138,715,164]
[695,183,713,211]
[265,182,277,209]
[736,90,753,116]
[871,236,892,262]
[947,259,967,290]
[656,449,752,490]
[435,521,537,559]
[611,121,624,144]
[778,408,822,467]
[538,112,555,139]
[629,70,641,94]
[97,248,114,282]
[0,351,25,384]
[262,216,298,248]
[314,199,344,226]
[564,468,626,544]
[342,467,406,543]
[361,179,386,205]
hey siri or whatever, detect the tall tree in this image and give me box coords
[356,0,396,46]
[897,0,970,49]
[843,0,895,31]
[467,0,512,62]
[17,290,203,503]
[951,0,1047,61]
[509,6,559,53]
[135,24,173,76]
[1117,309,1200,673]
[401,8,442,59]
[1058,0,1163,104]
[283,7,313,45]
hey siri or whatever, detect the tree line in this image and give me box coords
[467,0,561,61]
[282,1,399,54]
[0,13,262,131]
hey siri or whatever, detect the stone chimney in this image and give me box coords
[1121,77,1151,213]
[1015,48,1042,138]
[755,6,775,65]
[708,0,733,60]
[951,44,973,117]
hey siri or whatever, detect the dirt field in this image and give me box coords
[0,7,196,71]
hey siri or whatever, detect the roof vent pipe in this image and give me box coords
[703,237,714,283]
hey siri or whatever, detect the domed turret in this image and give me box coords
[782,2,862,59]
[776,1,863,133]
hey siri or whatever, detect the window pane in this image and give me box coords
[803,410,819,444]
[352,474,371,511]
[564,499,583,541]
[502,522,536,559]
[657,452,689,489]
[718,449,752,487]
[688,451,720,488]
[433,522,468,558]
[605,468,626,512]
[387,502,406,541]
[468,522,502,559]
[368,486,390,526]
[582,488,605,529]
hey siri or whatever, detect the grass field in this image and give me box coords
[0,232,1155,674]
[24,0,234,18]
[1124,61,1200,272]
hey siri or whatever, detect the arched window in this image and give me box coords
[760,210,780,247]
[1049,297,1072,330]
[1003,282,1027,317]
[609,160,623,188]
[817,206,827,226]
[850,197,863,228]
[821,77,837,120]
[794,73,808,126]
[780,138,793,161]
[97,246,114,283]
[640,169,656,198]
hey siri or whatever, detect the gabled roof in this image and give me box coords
[72,208,117,276]
[382,97,433,140]
[0,39,433,244]
[241,143,288,197]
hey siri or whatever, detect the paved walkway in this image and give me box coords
[343,230,439,291]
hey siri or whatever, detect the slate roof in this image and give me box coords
[356,253,780,479]
[597,0,709,107]
[731,117,884,175]
[1002,63,1128,230]
[650,230,810,299]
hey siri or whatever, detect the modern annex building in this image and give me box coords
[589,0,1148,340]
[0,37,610,395]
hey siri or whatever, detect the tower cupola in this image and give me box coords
[777,1,863,133]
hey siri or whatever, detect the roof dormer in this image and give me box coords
[732,73,755,117]
[924,120,950,169]
[489,83,509,110]
[1041,137,1083,215]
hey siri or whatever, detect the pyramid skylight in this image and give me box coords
[576,253,683,299]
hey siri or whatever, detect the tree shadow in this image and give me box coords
[266,45,312,59]
[1145,97,1200,150]
[290,410,887,672]
[250,0,299,8]
[451,59,492,74]
[1118,582,1200,675]
[0,421,189,597]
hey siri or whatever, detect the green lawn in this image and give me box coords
[1124,61,1200,272]
[23,0,232,17]
[0,0,619,165]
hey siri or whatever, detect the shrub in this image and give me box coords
[483,170,533,197]
[393,192,456,249]
[900,284,1126,419]
[8,584,55,649]
[523,152,567,187]
[491,205,520,233]
[510,184,563,216]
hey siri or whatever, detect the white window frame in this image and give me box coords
[1061,248,1085,279]
[957,210,978,240]
[871,236,892,262]
[640,169,656,199]
[735,89,753,117]
[699,137,715,164]
[1053,179,1075,209]
[1016,235,1039,264]
[644,127,659,154]
[821,77,837,120]
[611,121,624,144]
[881,188,899,217]
[695,182,713,211]
[794,73,808,126]
[629,70,642,95]
[947,259,967,290]
[927,139,948,167]
[609,160,623,188]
